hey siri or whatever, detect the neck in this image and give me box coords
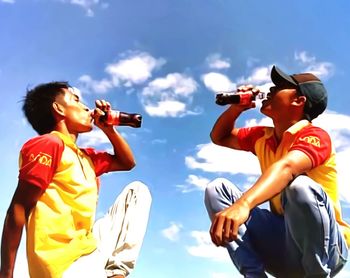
[272,119,299,142]
[54,122,78,142]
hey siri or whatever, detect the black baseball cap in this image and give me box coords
[271,65,328,121]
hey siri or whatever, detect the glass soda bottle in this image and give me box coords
[215,90,265,106]
[101,110,142,128]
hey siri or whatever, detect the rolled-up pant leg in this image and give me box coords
[282,175,348,278]
[93,181,152,277]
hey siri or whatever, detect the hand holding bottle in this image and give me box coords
[92,99,142,128]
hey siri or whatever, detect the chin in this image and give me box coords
[80,125,93,133]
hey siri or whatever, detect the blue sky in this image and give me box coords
[1,1,350,277]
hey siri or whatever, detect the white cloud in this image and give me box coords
[236,65,272,86]
[202,72,236,92]
[78,75,113,94]
[176,174,210,193]
[206,54,231,70]
[186,231,230,262]
[161,222,183,241]
[141,73,198,117]
[78,129,114,147]
[106,52,166,87]
[185,143,260,175]
[78,51,165,93]
[1,0,15,3]
[61,0,101,17]
[295,51,334,79]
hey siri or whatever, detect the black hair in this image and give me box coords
[22,81,71,135]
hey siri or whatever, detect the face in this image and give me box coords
[54,88,93,133]
[260,85,299,120]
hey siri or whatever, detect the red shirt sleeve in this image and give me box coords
[237,126,266,154]
[18,134,64,190]
[82,148,114,177]
[290,126,331,167]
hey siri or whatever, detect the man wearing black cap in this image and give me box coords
[205,66,349,277]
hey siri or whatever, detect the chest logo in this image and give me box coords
[29,152,52,167]
[299,136,321,147]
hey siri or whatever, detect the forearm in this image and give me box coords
[240,160,295,210]
[104,127,135,169]
[0,206,25,277]
[210,105,243,147]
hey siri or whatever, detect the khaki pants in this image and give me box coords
[63,181,152,278]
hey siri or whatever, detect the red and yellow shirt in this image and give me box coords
[237,120,350,246]
[19,131,114,278]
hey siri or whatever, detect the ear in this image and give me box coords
[293,95,307,108]
[52,102,65,117]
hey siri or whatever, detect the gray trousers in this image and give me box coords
[205,176,348,277]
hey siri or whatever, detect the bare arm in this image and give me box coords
[0,181,44,278]
[210,86,256,149]
[93,100,135,172]
[210,104,246,149]
[210,150,312,246]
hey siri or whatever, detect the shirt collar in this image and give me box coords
[50,131,79,152]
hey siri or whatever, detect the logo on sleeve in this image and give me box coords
[299,136,321,147]
[29,152,52,167]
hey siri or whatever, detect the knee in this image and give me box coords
[126,181,152,204]
[205,178,230,200]
[204,177,241,203]
[284,176,320,208]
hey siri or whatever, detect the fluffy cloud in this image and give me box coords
[295,51,334,79]
[186,231,230,262]
[161,222,183,241]
[201,72,236,92]
[236,65,272,86]
[78,51,165,93]
[176,174,210,193]
[185,142,260,175]
[106,52,166,87]
[206,53,231,70]
[141,73,199,117]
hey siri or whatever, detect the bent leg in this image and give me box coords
[93,181,152,277]
[205,178,271,277]
[282,176,348,277]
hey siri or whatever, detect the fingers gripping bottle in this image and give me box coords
[215,90,265,106]
[101,110,142,128]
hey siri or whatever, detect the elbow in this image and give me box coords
[125,159,136,171]
[210,131,222,146]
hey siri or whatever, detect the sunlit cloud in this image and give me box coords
[202,72,236,92]
[176,174,210,193]
[295,51,335,79]
[161,222,183,241]
[141,73,199,117]
[185,142,260,175]
[186,230,230,262]
[206,53,231,70]
[236,65,272,86]
[106,52,166,87]
[78,51,165,93]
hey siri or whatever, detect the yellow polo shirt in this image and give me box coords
[237,120,350,246]
[19,131,113,277]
